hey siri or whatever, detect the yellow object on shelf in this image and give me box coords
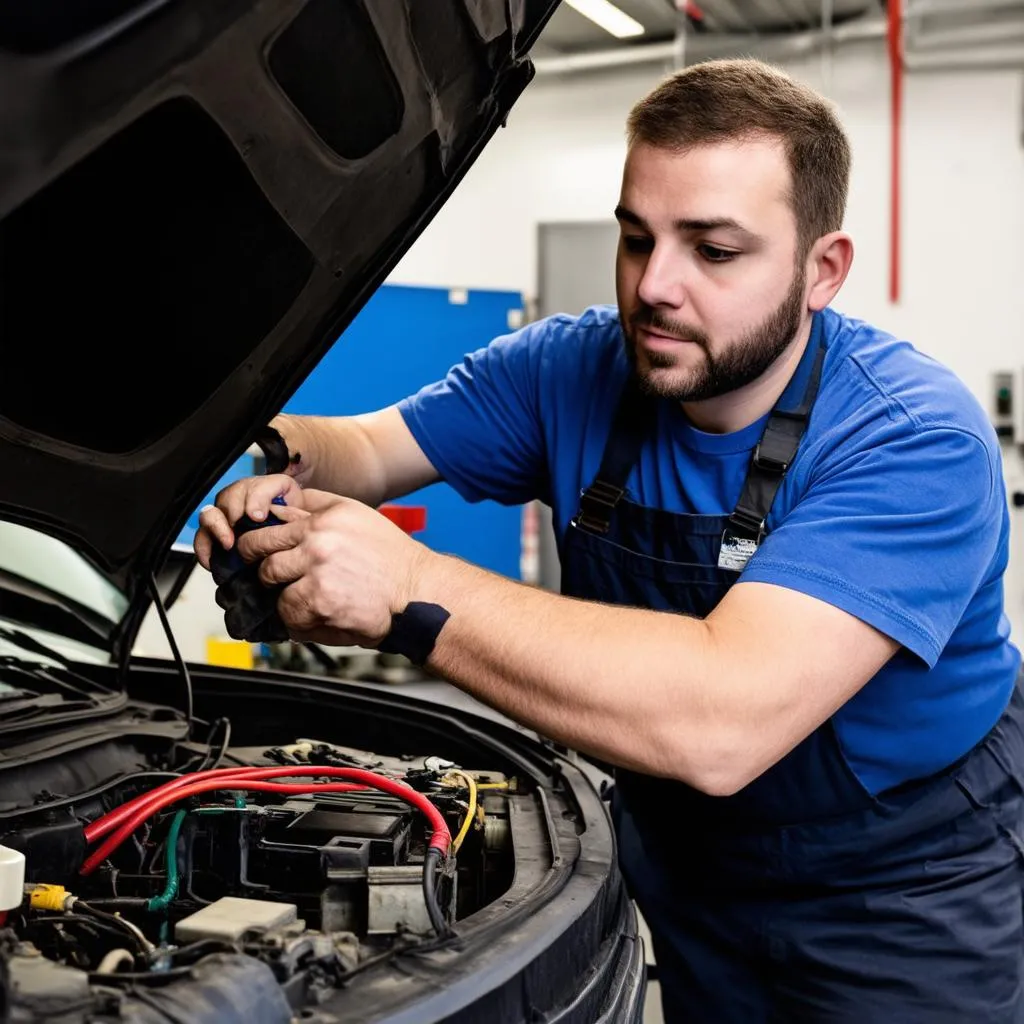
[205,637,254,670]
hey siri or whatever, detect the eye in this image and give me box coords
[622,235,653,255]
[697,243,738,263]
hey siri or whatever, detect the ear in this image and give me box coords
[806,231,853,312]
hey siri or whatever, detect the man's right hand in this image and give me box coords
[194,473,305,570]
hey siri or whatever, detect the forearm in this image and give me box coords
[243,500,892,791]
[243,497,895,791]
[273,413,389,506]
[414,554,752,792]
[273,407,439,507]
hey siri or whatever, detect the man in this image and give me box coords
[196,59,1024,1022]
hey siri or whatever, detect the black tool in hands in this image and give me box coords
[210,425,293,643]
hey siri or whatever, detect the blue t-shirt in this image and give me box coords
[397,304,1021,795]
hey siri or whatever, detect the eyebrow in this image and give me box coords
[613,204,765,245]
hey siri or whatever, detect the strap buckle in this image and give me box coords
[727,508,765,541]
[575,480,624,535]
[752,441,790,474]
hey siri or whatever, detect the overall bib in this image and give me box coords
[561,332,1024,1022]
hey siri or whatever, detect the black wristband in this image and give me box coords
[377,602,451,666]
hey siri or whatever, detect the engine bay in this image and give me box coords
[0,729,519,1022]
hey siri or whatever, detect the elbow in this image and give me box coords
[659,726,764,798]
[689,768,752,798]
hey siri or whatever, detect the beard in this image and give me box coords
[623,268,806,403]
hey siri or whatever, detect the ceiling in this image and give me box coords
[531,0,882,57]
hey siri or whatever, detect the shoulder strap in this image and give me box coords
[574,378,657,535]
[727,341,826,540]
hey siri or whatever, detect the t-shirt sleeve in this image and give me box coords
[395,318,551,506]
[740,424,1003,667]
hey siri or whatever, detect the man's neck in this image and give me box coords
[681,317,813,434]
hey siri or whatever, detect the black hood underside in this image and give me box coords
[0,0,559,662]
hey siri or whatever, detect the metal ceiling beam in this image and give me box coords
[820,0,835,92]
[904,44,1024,70]
[693,0,752,33]
[532,15,886,73]
[906,0,1024,13]
[533,7,1024,75]
[771,0,815,29]
[908,19,1024,51]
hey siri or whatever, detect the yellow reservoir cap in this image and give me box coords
[28,884,71,911]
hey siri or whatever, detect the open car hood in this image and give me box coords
[0,0,559,665]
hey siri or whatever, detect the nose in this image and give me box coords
[636,244,686,310]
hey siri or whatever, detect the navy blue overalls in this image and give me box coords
[561,330,1024,1022]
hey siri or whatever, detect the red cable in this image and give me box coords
[81,780,364,876]
[85,765,448,846]
[80,770,451,876]
[79,770,448,876]
[85,766,372,843]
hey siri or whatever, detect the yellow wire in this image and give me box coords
[476,781,510,790]
[444,770,478,853]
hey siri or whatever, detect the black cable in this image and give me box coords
[303,642,339,672]
[86,946,235,987]
[335,937,419,983]
[147,573,193,738]
[167,938,239,964]
[31,913,145,957]
[74,901,149,954]
[194,716,232,773]
[421,848,451,938]
[88,965,196,985]
[78,898,149,910]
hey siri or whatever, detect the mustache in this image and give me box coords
[629,308,709,348]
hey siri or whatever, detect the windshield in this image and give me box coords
[0,521,129,629]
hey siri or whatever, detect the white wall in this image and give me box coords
[390,41,1024,645]
[135,566,220,662]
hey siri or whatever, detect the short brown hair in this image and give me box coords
[626,58,851,259]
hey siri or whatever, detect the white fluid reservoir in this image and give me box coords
[0,844,26,911]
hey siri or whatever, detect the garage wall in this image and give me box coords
[388,40,1024,646]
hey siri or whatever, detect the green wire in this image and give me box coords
[147,809,187,913]
[146,802,244,917]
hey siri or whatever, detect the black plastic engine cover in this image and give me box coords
[118,953,293,1024]
[1,815,86,883]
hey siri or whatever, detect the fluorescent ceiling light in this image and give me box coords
[564,0,645,39]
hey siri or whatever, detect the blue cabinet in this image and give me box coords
[180,284,526,581]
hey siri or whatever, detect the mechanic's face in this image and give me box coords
[615,139,809,404]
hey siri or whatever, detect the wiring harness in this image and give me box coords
[79,763,455,937]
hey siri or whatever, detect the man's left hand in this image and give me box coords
[234,498,431,648]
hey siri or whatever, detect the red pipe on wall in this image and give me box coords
[888,0,903,303]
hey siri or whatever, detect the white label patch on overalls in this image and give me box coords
[717,534,758,572]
